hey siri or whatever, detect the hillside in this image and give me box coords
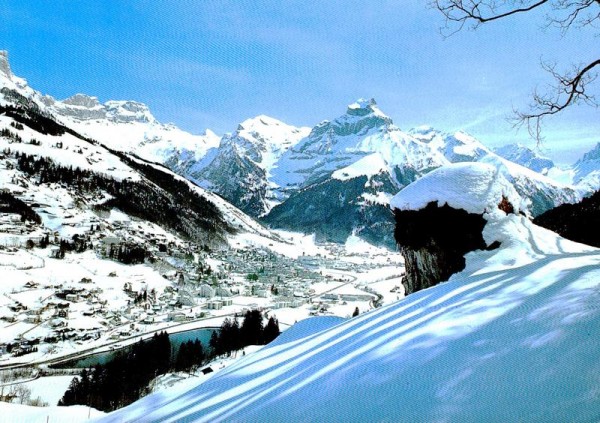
[96,208,600,422]
[0,52,325,376]
[533,189,600,248]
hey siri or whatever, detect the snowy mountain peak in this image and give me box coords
[344,97,392,124]
[296,99,393,155]
[62,93,101,108]
[346,97,381,117]
[577,141,600,163]
[235,115,309,146]
[494,143,555,174]
[223,115,309,154]
[239,114,284,129]
[0,50,12,80]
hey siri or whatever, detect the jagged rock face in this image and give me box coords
[59,94,106,120]
[394,202,488,294]
[0,50,12,79]
[63,93,101,108]
[51,95,156,124]
[105,100,154,123]
[198,143,270,217]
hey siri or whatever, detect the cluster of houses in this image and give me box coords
[0,180,386,365]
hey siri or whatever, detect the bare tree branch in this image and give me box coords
[431,0,600,143]
[550,0,600,33]
[431,0,550,35]
[513,59,600,141]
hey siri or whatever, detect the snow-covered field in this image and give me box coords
[23,375,76,406]
[0,402,104,423]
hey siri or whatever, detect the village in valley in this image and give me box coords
[0,195,404,371]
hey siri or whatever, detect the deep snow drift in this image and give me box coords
[95,165,600,422]
[390,162,525,216]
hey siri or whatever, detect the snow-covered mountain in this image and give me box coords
[184,115,310,216]
[0,50,285,250]
[493,141,600,197]
[262,100,579,246]
[0,51,219,175]
[46,93,220,169]
[493,143,555,174]
[572,142,600,195]
[1,50,588,249]
[96,163,600,422]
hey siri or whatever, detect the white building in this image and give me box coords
[198,284,216,298]
[206,301,223,310]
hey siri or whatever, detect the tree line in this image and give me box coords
[0,191,41,224]
[14,151,229,245]
[209,309,280,358]
[59,310,280,412]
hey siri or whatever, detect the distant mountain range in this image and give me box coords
[0,50,281,253]
[1,50,597,248]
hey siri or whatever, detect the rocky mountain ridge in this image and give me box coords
[1,50,595,249]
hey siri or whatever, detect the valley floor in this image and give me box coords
[0,231,403,414]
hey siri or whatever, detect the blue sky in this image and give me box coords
[0,1,597,164]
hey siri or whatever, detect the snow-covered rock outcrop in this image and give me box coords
[391,162,524,293]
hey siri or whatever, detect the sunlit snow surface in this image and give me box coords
[97,212,600,422]
[0,402,104,422]
[390,162,524,215]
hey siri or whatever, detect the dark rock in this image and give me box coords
[394,202,488,294]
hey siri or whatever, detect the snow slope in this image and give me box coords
[0,402,104,422]
[96,198,600,421]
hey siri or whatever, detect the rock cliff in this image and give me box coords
[391,163,523,294]
[394,202,489,294]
